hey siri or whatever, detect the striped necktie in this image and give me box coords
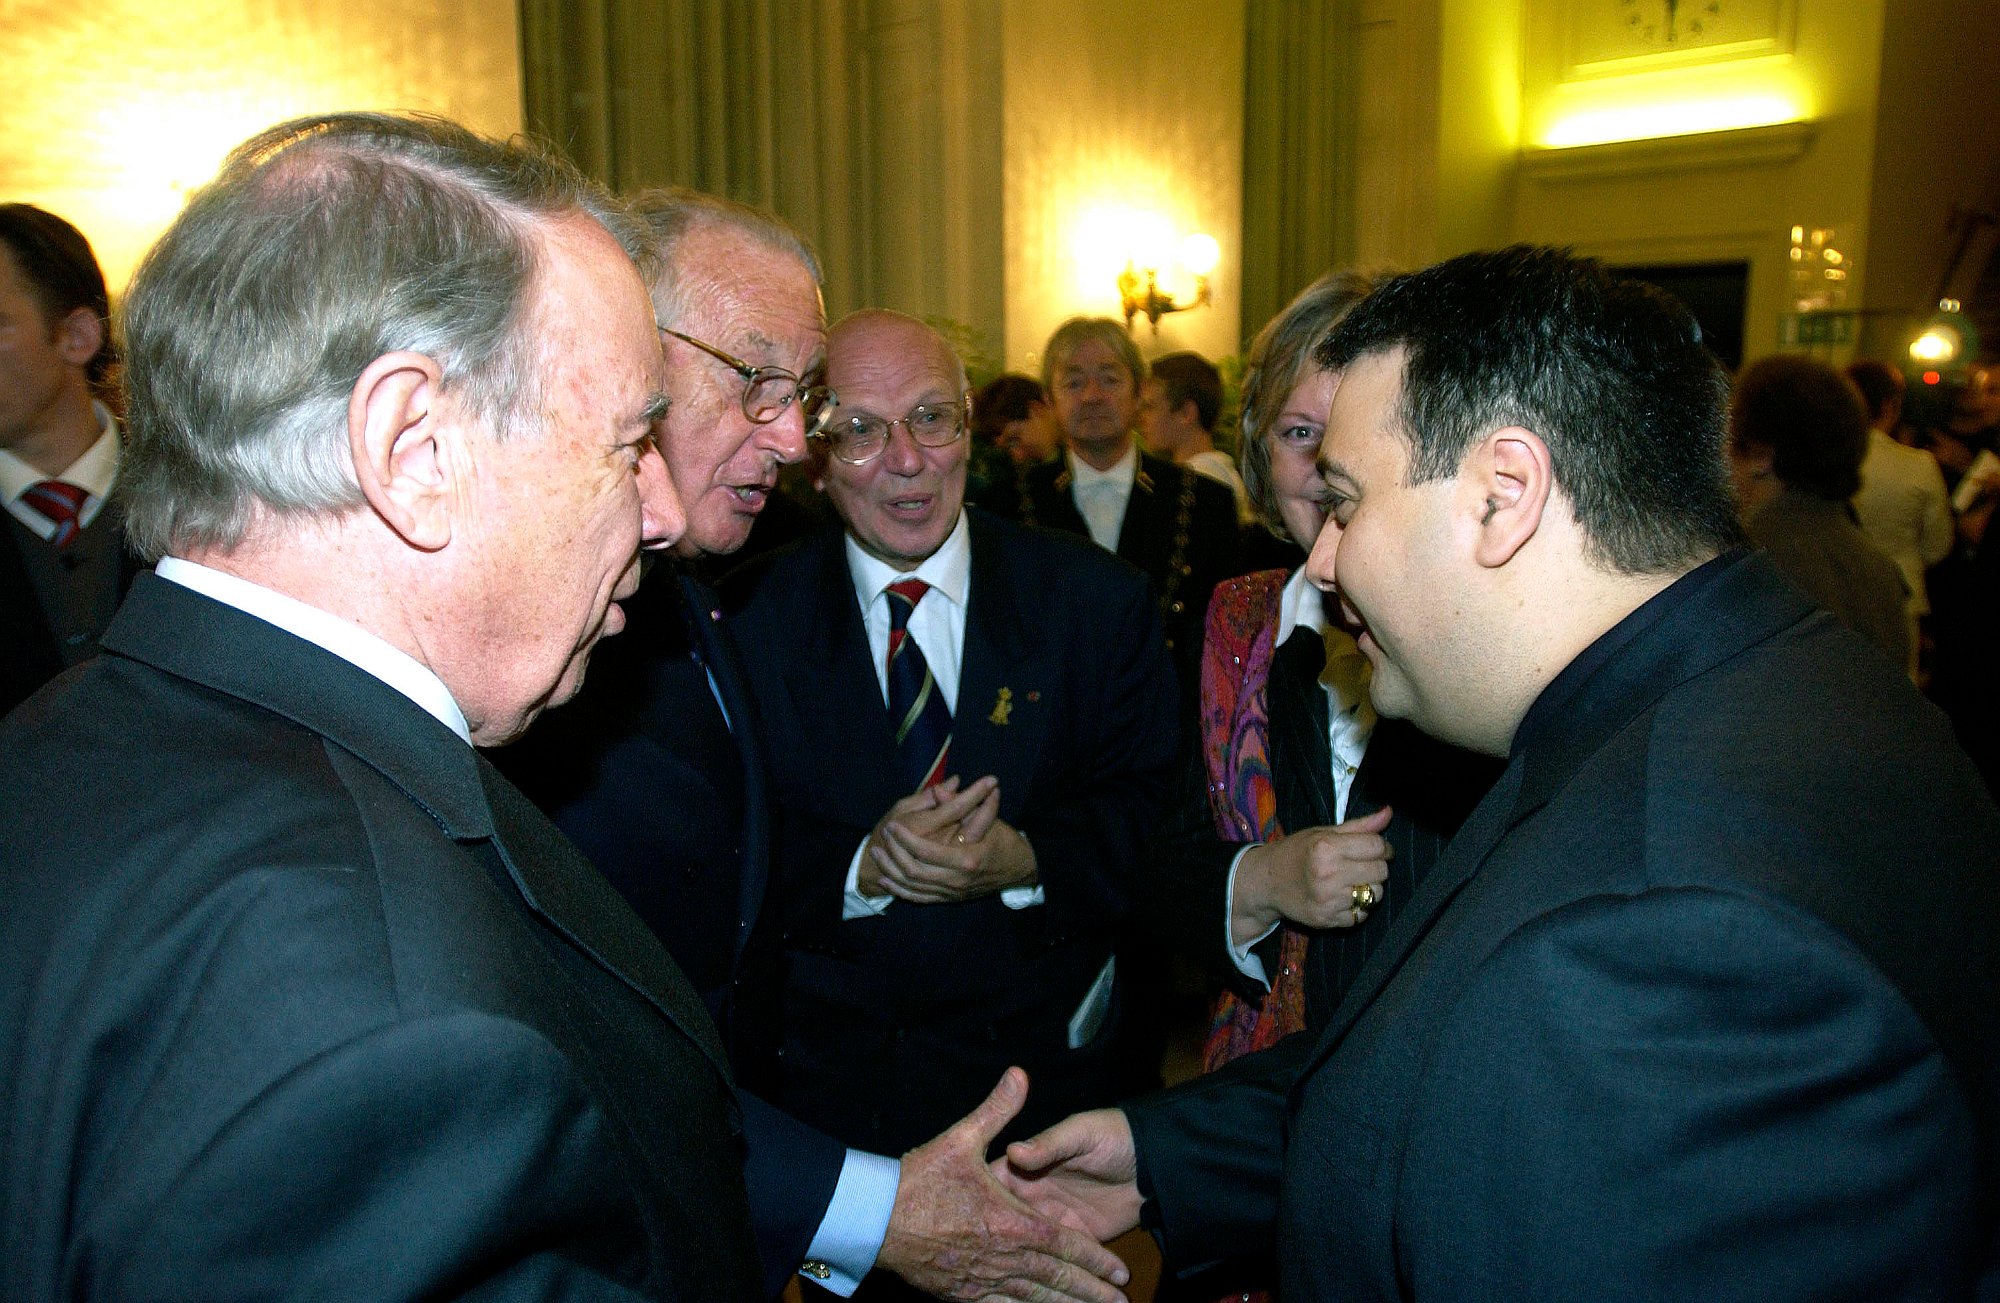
[22,480,88,549]
[885,578,952,790]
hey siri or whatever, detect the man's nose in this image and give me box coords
[757,401,810,466]
[880,420,926,475]
[1303,514,1341,592]
[637,444,687,550]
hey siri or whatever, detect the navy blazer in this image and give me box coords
[725,509,1180,1156]
[501,562,843,1297]
[1130,551,2000,1300]
[0,573,759,1298]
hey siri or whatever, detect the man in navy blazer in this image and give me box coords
[0,113,762,1297]
[1000,247,2000,1300]
[725,312,1178,1299]
[500,195,1132,1303]
[0,204,141,715]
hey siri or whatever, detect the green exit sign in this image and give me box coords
[1780,312,1857,346]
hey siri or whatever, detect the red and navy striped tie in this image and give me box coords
[22,480,87,549]
[886,578,951,790]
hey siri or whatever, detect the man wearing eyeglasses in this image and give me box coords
[723,310,1179,1300]
[502,198,1134,1303]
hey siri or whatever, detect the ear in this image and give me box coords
[54,307,103,370]
[1466,426,1553,569]
[348,351,456,551]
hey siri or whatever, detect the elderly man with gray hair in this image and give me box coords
[0,112,759,1296]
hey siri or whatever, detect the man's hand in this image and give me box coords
[993,1109,1143,1245]
[857,777,995,898]
[878,1068,1132,1303]
[1231,806,1393,945]
[869,777,1038,905]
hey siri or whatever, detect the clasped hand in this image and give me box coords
[1231,806,1394,946]
[859,775,1039,904]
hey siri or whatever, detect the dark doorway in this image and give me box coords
[1613,260,1750,373]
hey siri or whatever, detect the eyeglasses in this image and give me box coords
[662,327,836,437]
[814,395,971,466]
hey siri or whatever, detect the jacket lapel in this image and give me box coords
[949,514,1037,796]
[475,753,733,1082]
[1298,551,1817,1074]
[677,570,770,962]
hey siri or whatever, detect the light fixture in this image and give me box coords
[1119,232,1219,334]
[1910,298,1976,368]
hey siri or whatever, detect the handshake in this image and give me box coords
[884,1067,1142,1303]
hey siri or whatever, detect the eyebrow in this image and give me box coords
[1317,455,1356,488]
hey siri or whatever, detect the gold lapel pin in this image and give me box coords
[988,687,1014,725]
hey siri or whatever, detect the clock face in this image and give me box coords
[1564,0,1791,74]
[1622,0,1724,46]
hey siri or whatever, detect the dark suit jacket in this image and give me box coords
[0,499,142,716]
[983,451,1240,701]
[725,509,1180,1156]
[500,562,843,1296]
[1129,551,2000,1300]
[0,574,760,1300]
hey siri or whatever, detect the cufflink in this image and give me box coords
[801,1261,832,1281]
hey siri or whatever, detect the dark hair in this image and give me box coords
[1844,359,1904,424]
[1731,354,1870,501]
[1148,351,1222,431]
[972,373,1045,443]
[0,203,115,391]
[1317,245,1740,574]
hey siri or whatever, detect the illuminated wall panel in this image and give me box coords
[0,0,522,294]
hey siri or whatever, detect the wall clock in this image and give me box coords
[1564,0,1793,75]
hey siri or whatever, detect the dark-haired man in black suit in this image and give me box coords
[1001,247,2000,1301]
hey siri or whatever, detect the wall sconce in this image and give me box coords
[1119,233,1220,334]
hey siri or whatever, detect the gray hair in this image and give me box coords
[1238,269,1377,539]
[1040,316,1145,396]
[119,111,648,561]
[625,187,823,330]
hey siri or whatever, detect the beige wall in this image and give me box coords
[0,0,522,295]
[1503,0,1889,363]
[1002,0,1246,371]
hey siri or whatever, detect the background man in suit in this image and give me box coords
[1000,247,2000,1300]
[980,317,1239,701]
[0,112,768,1297]
[727,310,1178,1298]
[502,192,1129,1303]
[1136,350,1250,523]
[0,203,140,714]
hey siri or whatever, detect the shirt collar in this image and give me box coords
[844,508,972,612]
[0,403,120,504]
[155,556,473,744]
[1067,441,1138,493]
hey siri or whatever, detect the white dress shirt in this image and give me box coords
[1067,442,1138,551]
[1224,567,1377,987]
[154,557,471,742]
[840,512,1044,918]
[1,404,120,538]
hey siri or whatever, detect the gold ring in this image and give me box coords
[954,831,966,845]
[1352,883,1378,911]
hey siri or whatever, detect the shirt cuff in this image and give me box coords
[843,837,894,920]
[1224,843,1276,988]
[1000,883,1046,909]
[799,1148,902,1294]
